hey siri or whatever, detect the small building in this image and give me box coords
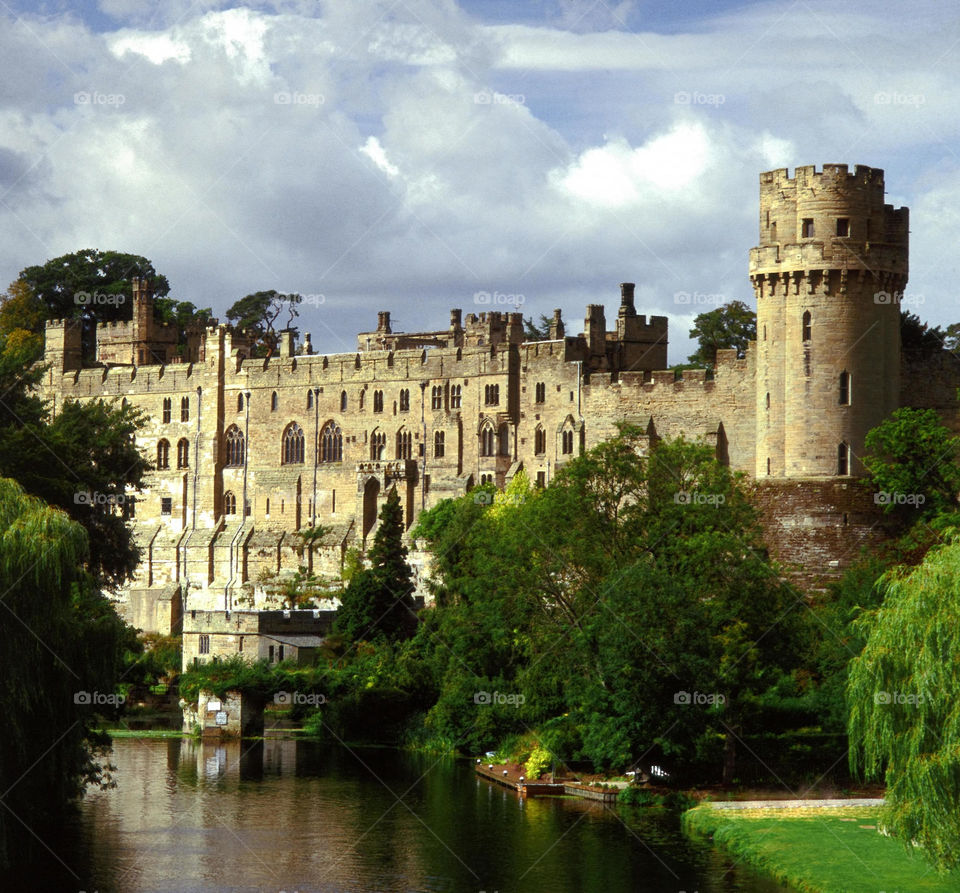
[182,608,336,672]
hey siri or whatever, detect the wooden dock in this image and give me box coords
[474,762,565,796]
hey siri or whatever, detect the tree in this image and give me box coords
[0,280,46,346]
[0,478,134,871]
[687,300,756,368]
[523,314,552,341]
[226,290,302,357]
[900,309,945,353]
[863,407,960,520]
[848,538,960,871]
[335,487,417,642]
[17,249,171,325]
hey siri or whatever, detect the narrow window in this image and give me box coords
[307,390,313,410]
[802,311,811,342]
[480,426,495,457]
[271,391,278,412]
[562,429,574,455]
[177,438,189,469]
[450,385,462,409]
[237,393,244,412]
[836,218,849,237]
[340,390,347,412]
[180,396,189,422]
[534,426,545,455]
[839,371,850,405]
[536,471,545,488]
[157,439,170,469]
[838,442,849,476]
[434,430,445,458]
[432,385,443,411]
[770,221,777,241]
[766,457,771,475]
[399,389,410,412]
[224,426,245,467]
[373,390,384,413]
[801,218,814,238]
[396,429,412,460]
[765,392,770,411]
[161,496,172,515]
[535,382,545,403]
[199,635,210,655]
[162,397,172,424]
[223,491,236,515]
[265,498,270,516]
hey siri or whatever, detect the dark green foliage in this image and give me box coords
[17,249,170,324]
[226,289,302,356]
[687,300,756,367]
[523,313,553,340]
[0,478,135,871]
[335,487,417,642]
[900,309,946,353]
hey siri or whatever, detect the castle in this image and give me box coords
[38,164,960,638]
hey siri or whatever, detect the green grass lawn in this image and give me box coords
[684,804,960,892]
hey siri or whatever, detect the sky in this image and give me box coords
[1,0,957,363]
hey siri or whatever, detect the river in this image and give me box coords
[21,737,789,892]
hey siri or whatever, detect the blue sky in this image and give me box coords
[0,1,955,362]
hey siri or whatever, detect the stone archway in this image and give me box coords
[362,476,381,540]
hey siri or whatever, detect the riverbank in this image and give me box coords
[684,803,960,892]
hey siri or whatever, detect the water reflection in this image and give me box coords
[6,738,789,892]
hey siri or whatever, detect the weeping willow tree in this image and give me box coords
[848,536,960,872]
[0,477,132,871]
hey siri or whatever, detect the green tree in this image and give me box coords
[523,314,552,340]
[848,538,960,871]
[687,300,756,367]
[226,290,302,357]
[335,487,417,642]
[0,478,134,871]
[863,407,960,520]
[17,249,171,325]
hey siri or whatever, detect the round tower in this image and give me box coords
[750,164,908,478]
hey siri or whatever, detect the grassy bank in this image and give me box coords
[684,804,960,892]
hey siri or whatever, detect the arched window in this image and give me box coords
[237,393,244,412]
[320,422,342,462]
[370,430,386,460]
[223,491,236,515]
[839,371,850,405]
[282,422,305,464]
[450,384,462,409]
[561,429,574,455]
[838,442,849,476]
[535,382,545,403]
[396,428,412,460]
[802,311,811,342]
[480,425,495,457]
[162,398,172,424]
[177,438,189,469]
[373,390,384,413]
[340,390,347,412]
[399,389,410,412]
[434,430,445,458]
[307,390,313,410]
[271,391,278,412]
[484,384,500,405]
[181,396,190,422]
[432,385,443,410]
[534,425,546,455]
[358,390,365,411]
[157,439,170,469]
[224,425,245,467]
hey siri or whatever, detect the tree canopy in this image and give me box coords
[226,290,302,357]
[687,300,756,368]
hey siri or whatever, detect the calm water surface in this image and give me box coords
[22,738,790,892]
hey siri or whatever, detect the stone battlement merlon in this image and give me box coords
[760,163,885,188]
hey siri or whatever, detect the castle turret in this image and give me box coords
[751,164,908,478]
[44,318,83,372]
[549,309,565,341]
[584,304,606,365]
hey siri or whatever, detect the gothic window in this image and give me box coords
[224,425,245,467]
[802,311,811,342]
[534,425,546,455]
[434,430,445,458]
[320,422,342,462]
[480,425,495,457]
[396,428,412,460]
[282,422,305,465]
[181,396,190,422]
[271,391,278,412]
[177,438,189,469]
[431,385,443,410]
[838,442,849,476]
[561,429,574,455]
[157,439,170,469]
[373,390,384,413]
[535,382,545,403]
[399,389,410,412]
[223,491,236,515]
[484,384,500,405]
[450,384,462,409]
[359,390,365,410]
[370,430,386,460]
[839,371,850,405]
[340,390,348,412]
[162,398,171,424]
[237,393,244,412]
[199,635,210,655]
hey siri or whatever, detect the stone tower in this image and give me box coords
[750,164,908,478]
